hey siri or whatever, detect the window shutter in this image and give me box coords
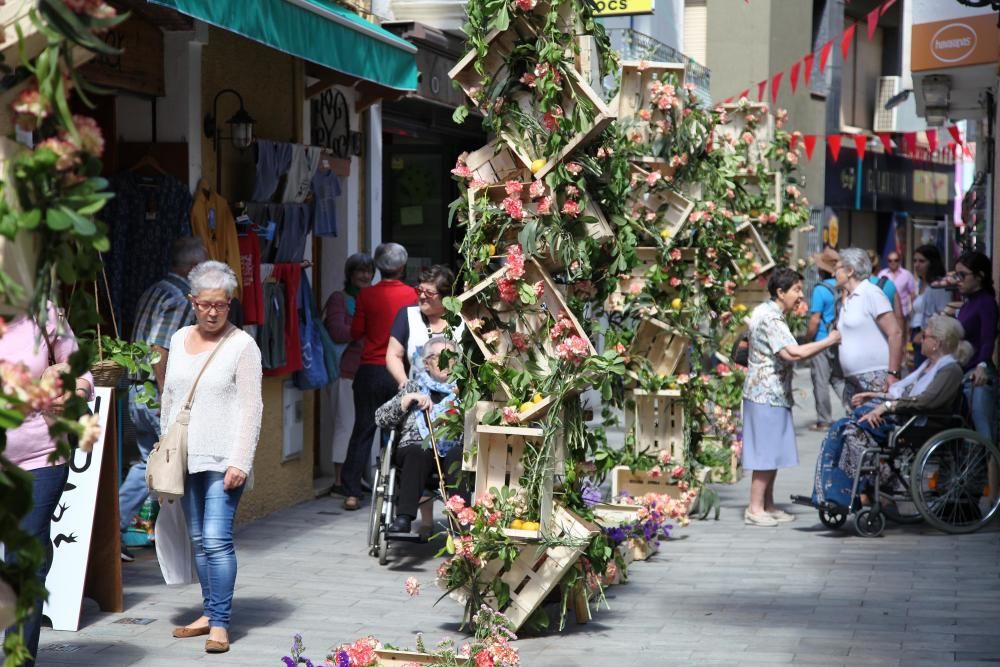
[684,0,708,66]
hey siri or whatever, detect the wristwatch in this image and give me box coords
[884,401,895,413]
[887,369,901,378]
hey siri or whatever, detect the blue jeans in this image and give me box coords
[964,366,997,444]
[3,463,69,667]
[119,387,160,532]
[180,471,244,629]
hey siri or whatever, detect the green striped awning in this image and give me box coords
[150,0,418,92]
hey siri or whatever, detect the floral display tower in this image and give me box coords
[433,0,811,634]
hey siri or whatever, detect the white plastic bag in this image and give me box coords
[154,498,197,585]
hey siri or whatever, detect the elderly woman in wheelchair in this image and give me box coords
[374,337,464,538]
[802,315,1000,536]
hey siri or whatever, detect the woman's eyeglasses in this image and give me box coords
[416,288,440,298]
[191,299,231,313]
[954,270,973,279]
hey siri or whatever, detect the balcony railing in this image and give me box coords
[605,28,711,105]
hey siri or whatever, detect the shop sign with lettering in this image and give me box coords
[593,0,654,17]
[825,147,953,217]
[911,13,1000,72]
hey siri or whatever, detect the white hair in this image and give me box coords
[188,260,238,298]
[374,242,408,277]
[423,336,458,360]
[924,315,964,355]
[839,247,871,281]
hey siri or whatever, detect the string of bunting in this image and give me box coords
[718,0,899,107]
[793,126,972,164]
[719,0,974,165]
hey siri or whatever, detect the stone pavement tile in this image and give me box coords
[957,653,1000,663]
[845,647,904,665]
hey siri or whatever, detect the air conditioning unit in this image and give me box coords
[874,76,901,132]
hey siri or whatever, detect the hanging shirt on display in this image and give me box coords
[102,172,192,330]
[281,145,322,203]
[252,139,293,202]
[191,188,243,297]
[238,230,263,325]
[273,203,311,263]
[262,262,303,376]
[311,169,341,237]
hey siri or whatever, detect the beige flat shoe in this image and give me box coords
[744,509,779,526]
[205,639,230,653]
[172,625,210,638]
[767,509,796,523]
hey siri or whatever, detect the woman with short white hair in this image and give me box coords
[162,260,262,653]
[834,248,904,405]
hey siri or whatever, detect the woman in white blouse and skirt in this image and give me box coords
[161,261,263,653]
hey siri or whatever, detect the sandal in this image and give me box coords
[808,422,831,432]
[343,496,360,511]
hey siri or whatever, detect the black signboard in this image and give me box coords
[825,147,953,217]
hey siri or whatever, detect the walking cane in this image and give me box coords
[423,409,461,536]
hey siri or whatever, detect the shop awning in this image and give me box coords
[148,0,418,92]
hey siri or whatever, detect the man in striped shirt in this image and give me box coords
[119,237,207,561]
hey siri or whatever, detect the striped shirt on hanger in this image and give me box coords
[132,273,195,349]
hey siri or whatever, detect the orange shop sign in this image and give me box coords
[912,13,999,71]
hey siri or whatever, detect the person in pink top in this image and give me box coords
[1,306,93,667]
[878,251,918,320]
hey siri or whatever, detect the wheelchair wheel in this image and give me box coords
[854,508,885,537]
[911,429,1000,534]
[818,508,847,529]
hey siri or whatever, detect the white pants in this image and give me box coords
[331,377,355,464]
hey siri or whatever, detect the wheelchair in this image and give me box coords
[367,429,447,565]
[794,411,1000,538]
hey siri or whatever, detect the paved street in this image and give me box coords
[37,371,1000,666]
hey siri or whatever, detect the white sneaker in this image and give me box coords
[744,508,779,526]
[767,509,796,523]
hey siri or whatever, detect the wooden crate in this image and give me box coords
[448,18,536,111]
[610,465,685,500]
[626,536,658,561]
[592,502,642,528]
[733,220,776,282]
[375,649,445,666]
[464,142,529,185]
[604,247,695,313]
[626,388,685,464]
[474,424,553,539]
[615,61,686,144]
[713,101,775,166]
[469,186,612,250]
[458,257,595,375]
[626,163,695,244]
[463,400,501,472]
[491,504,600,631]
[627,318,689,379]
[500,66,616,181]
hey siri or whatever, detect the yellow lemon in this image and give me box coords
[660,228,672,239]
[671,297,682,310]
[735,303,747,313]
[522,521,540,531]
[519,402,533,413]
[488,243,497,256]
[510,519,524,530]
[532,393,544,403]
[530,158,547,174]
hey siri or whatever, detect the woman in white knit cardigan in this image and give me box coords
[161,260,262,654]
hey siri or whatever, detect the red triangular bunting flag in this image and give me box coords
[723,97,734,105]
[738,89,750,101]
[853,134,867,160]
[947,142,957,159]
[926,129,938,153]
[881,0,897,16]
[804,135,817,160]
[866,7,880,41]
[964,145,973,159]
[877,132,893,154]
[790,133,799,152]
[757,80,767,102]
[948,125,962,144]
[841,24,857,62]
[828,134,843,162]
[819,40,834,73]
[803,53,815,87]
[770,71,783,104]
[902,131,917,155]
[789,60,801,94]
